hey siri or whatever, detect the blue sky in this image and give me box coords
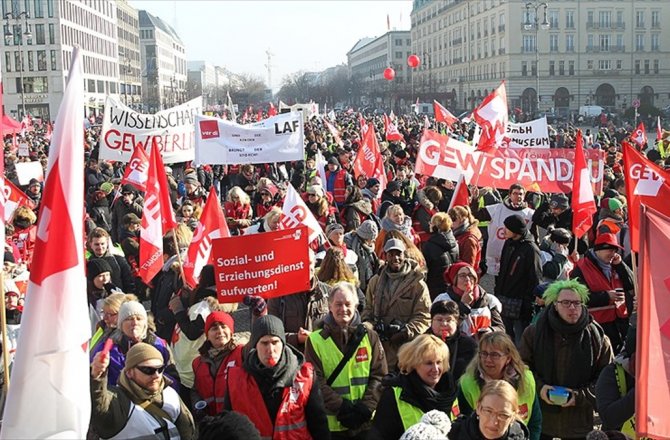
[131,0,413,88]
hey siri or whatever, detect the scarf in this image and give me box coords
[588,249,613,280]
[452,220,470,237]
[244,345,300,391]
[118,370,176,425]
[373,260,413,315]
[403,371,457,414]
[533,305,595,389]
[381,216,413,237]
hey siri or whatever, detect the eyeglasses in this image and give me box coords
[479,406,514,424]
[103,311,118,318]
[457,273,476,282]
[556,300,583,309]
[432,317,457,325]
[136,365,166,376]
[479,350,506,360]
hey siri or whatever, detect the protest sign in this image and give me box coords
[14,161,44,185]
[18,142,29,157]
[415,130,605,194]
[213,226,310,303]
[100,96,202,164]
[195,112,305,165]
[505,117,550,148]
[278,101,319,121]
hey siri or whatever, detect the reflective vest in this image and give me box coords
[459,368,536,425]
[327,169,347,204]
[614,364,648,440]
[228,362,314,440]
[392,386,460,431]
[103,386,181,440]
[575,255,627,324]
[307,329,373,432]
[192,345,243,416]
[477,197,490,228]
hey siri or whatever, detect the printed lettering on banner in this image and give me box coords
[195,112,305,165]
[212,226,310,303]
[504,117,550,148]
[100,96,202,163]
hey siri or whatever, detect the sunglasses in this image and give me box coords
[135,365,166,376]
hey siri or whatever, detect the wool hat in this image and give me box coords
[386,180,402,193]
[184,174,199,186]
[503,214,527,235]
[262,183,278,198]
[365,177,380,189]
[124,342,163,370]
[118,301,148,324]
[357,220,379,241]
[549,228,572,245]
[87,258,112,281]
[444,261,478,286]
[307,184,325,198]
[250,314,285,349]
[327,156,340,166]
[400,410,452,440]
[594,232,623,250]
[121,184,136,195]
[601,197,623,212]
[205,311,235,334]
[326,223,344,237]
[383,238,406,253]
[549,193,570,210]
[28,178,40,187]
[99,181,114,195]
[122,213,141,226]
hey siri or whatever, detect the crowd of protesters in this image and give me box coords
[2,108,657,440]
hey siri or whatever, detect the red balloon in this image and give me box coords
[383,67,395,81]
[407,54,420,68]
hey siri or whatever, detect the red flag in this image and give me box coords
[359,113,368,136]
[657,116,662,146]
[139,139,177,283]
[11,131,18,153]
[631,122,648,149]
[182,188,230,288]
[434,100,458,126]
[352,123,388,197]
[622,141,670,252]
[384,113,403,141]
[637,205,670,439]
[324,118,344,147]
[447,174,469,211]
[268,102,277,117]
[0,47,90,438]
[121,144,150,192]
[2,179,36,221]
[571,130,597,239]
[256,109,262,121]
[472,81,508,152]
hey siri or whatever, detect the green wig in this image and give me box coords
[542,279,590,305]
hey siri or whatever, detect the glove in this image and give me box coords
[353,401,373,423]
[168,294,185,314]
[243,295,267,317]
[336,399,361,429]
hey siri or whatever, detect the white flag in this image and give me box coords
[315,150,328,187]
[227,91,237,122]
[280,184,326,243]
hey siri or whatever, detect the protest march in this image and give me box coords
[2,46,670,440]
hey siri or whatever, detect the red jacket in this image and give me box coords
[326,169,348,204]
[574,255,626,324]
[227,362,314,440]
[192,345,243,416]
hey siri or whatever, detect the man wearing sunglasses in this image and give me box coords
[91,342,196,439]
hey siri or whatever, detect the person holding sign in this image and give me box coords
[304,282,387,439]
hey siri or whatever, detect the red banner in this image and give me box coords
[415,130,605,194]
[213,226,310,303]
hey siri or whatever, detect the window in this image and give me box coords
[600,34,610,52]
[644,60,650,74]
[521,61,527,76]
[566,34,574,51]
[50,49,56,70]
[651,11,660,28]
[566,11,575,29]
[616,11,624,27]
[18,76,48,93]
[587,11,594,26]
[395,39,402,45]
[47,0,54,17]
[636,11,644,28]
[27,50,33,70]
[13,51,20,71]
[616,34,624,50]
[588,34,594,50]
[395,51,402,58]
[636,34,644,51]
[654,60,659,74]
[599,60,611,70]
[550,35,558,52]
[34,24,45,44]
[549,10,558,28]
[587,60,594,70]
[599,11,611,28]
[651,34,659,51]
[48,23,54,44]
[33,0,43,17]
[4,52,10,72]
[531,61,537,77]
[88,79,95,92]
[559,60,565,75]
[522,35,535,53]
[635,60,640,74]
[549,60,555,75]
[36,50,46,70]
[616,60,622,70]
[569,60,575,75]
[97,80,104,93]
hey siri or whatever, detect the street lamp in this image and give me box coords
[523,2,550,115]
[4,12,31,118]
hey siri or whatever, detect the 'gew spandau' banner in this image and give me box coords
[213,226,310,303]
[195,112,305,165]
[416,130,605,194]
[100,96,202,163]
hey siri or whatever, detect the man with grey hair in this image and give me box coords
[305,282,387,439]
[362,238,431,371]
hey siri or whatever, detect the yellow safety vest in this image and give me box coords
[615,363,648,440]
[308,329,373,432]
[392,385,460,431]
[478,196,490,227]
[459,368,536,425]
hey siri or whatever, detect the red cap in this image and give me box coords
[443,262,478,285]
[594,233,623,250]
[205,311,235,334]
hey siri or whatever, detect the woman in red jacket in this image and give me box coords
[224,186,253,235]
[448,205,483,272]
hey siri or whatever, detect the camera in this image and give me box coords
[373,320,387,341]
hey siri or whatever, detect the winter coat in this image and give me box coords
[595,359,635,432]
[422,230,459,299]
[343,232,380,294]
[150,255,183,341]
[434,286,506,337]
[111,194,144,243]
[341,199,373,232]
[453,220,483,270]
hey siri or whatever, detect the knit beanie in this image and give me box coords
[365,177,380,189]
[549,193,570,210]
[503,214,527,235]
[87,258,112,281]
[549,228,572,245]
[184,174,199,186]
[326,223,344,237]
[205,311,235,334]
[444,261,477,286]
[399,410,452,440]
[605,197,623,212]
[118,301,148,324]
[124,342,163,370]
[356,220,379,241]
[250,315,285,349]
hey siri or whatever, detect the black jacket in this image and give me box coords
[150,256,183,341]
[495,231,542,318]
[422,231,459,298]
[531,203,587,254]
[343,232,380,294]
[448,413,530,440]
[596,361,635,431]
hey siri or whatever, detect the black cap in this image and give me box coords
[87,258,112,281]
[250,315,286,349]
[503,214,527,235]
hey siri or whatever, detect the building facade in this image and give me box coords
[138,10,187,113]
[411,0,670,115]
[187,60,216,108]
[1,0,119,120]
[116,0,141,110]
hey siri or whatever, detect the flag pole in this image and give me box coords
[171,232,187,288]
[0,272,12,408]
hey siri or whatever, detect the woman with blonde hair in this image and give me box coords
[368,334,458,440]
[457,332,540,439]
[317,247,364,310]
[449,380,530,439]
[90,293,138,348]
[448,205,482,270]
[375,204,420,257]
[422,212,459,299]
[224,186,253,235]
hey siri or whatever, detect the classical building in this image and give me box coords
[116,0,141,110]
[411,0,670,114]
[347,31,412,109]
[138,10,187,113]
[0,0,119,120]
